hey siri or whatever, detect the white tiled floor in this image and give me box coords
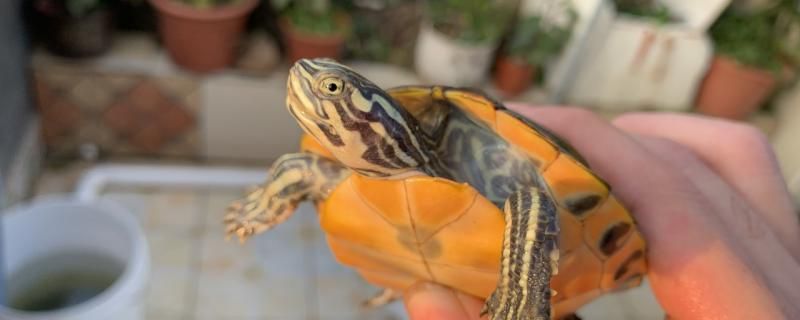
[99,188,408,320]
[33,164,664,319]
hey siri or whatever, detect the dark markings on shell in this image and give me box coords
[421,237,442,259]
[564,194,602,217]
[614,250,644,281]
[395,226,418,253]
[599,222,633,256]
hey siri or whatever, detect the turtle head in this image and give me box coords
[287,58,429,177]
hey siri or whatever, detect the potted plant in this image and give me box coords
[30,0,114,58]
[493,4,575,98]
[696,7,782,120]
[730,0,782,14]
[116,0,158,32]
[345,0,420,66]
[272,0,351,63]
[414,0,515,87]
[150,0,259,72]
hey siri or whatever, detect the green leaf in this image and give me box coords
[710,7,781,72]
[506,8,576,66]
[425,0,515,44]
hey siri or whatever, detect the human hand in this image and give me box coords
[404,106,800,320]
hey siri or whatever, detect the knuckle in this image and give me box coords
[612,112,648,127]
[558,106,604,124]
[725,123,771,150]
[715,123,775,165]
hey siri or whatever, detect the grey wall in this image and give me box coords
[0,0,32,207]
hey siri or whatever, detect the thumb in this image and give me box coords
[403,282,487,320]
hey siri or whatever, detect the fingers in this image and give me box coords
[507,106,710,250]
[404,282,486,320]
[506,105,790,318]
[631,135,800,313]
[614,112,800,257]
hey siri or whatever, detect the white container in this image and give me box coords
[0,197,149,320]
[773,87,800,208]
[546,0,730,110]
[414,23,497,87]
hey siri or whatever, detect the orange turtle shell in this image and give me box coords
[300,87,647,317]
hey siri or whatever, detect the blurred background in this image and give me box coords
[0,0,799,319]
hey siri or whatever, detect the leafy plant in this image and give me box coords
[425,0,515,44]
[272,0,347,35]
[347,16,392,61]
[615,0,675,24]
[774,0,800,65]
[506,10,576,66]
[710,7,781,72]
[34,0,108,17]
[65,0,106,16]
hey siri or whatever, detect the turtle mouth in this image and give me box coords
[287,69,315,131]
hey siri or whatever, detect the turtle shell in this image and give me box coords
[300,86,647,317]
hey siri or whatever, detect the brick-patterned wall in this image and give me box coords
[33,67,199,160]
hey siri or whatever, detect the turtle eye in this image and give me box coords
[318,77,345,97]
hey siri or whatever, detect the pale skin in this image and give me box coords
[404,106,800,320]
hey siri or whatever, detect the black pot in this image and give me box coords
[115,0,157,32]
[33,1,114,58]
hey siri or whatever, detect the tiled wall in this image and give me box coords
[34,69,199,158]
[30,35,423,164]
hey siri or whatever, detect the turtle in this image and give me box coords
[224,58,647,320]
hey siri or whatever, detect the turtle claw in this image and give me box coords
[223,193,295,244]
[362,288,399,308]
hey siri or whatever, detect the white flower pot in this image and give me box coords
[546,0,730,111]
[414,23,497,87]
[773,88,800,208]
[0,197,149,320]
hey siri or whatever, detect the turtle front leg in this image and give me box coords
[224,153,350,242]
[482,187,560,320]
[362,288,401,308]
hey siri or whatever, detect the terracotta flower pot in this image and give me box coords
[493,55,535,98]
[279,17,349,63]
[150,0,258,73]
[695,55,778,120]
